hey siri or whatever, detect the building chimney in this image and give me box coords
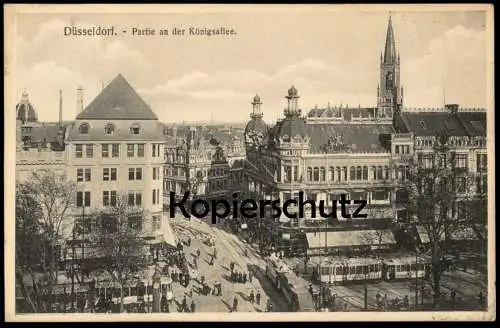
[172,125,177,139]
[58,90,63,126]
[77,86,84,114]
[445,104,459,115]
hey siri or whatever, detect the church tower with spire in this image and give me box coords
[377,14,403,119]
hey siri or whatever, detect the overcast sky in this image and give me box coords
[12,6,490,123]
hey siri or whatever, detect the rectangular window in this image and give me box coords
[137,144,145,157]
[152,215,161,230]
[128,192,142,206]
[136,168,142,180]
[77,168,84,182]
[86,144,94,158]
[76,144,83,158]
[153,167,157,180]
[153,189,156,205]
[102,144,109,158]
[127,144,134,157]
[476,154,487,172]
[77,168,91,182]
[129,168,135,180]
[77,191,91,207]
[103,191,109,206]
[395,145,400,154]
[103,168,117,181]
[112,144,119,157]
[455,154,468,169]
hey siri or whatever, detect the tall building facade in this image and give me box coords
[242,16,488,257]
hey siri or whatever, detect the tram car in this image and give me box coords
[312,252,430,284]
[311,256,384,284]
[380,253,430,281]
[95,276,173,306]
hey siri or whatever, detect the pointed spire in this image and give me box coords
[383,13,397,64]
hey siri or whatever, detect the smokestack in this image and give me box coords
[59,90,63,126]
[77,86,84,114]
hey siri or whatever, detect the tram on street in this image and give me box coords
[265,256,315,311]
[95,276,173,305]
[311,252,431,284]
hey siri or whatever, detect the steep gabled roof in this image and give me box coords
[400,112,469,137]
[76,74,158,120]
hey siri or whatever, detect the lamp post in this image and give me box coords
[414,235,419,310]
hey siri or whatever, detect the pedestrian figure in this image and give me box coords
[332,294,337,310]
[190,300,196,313]
[249,270,253,283]
[230,262,235,272]
[196,248,201,259]
[238,272,243,283]
[213,247,218,259]
[249,290,255,303]
[478,291,484,308]
[403,295,409,308]
[266,299,272,312]
[232,297,238,312]
[209,256,214,266]
[182,296,188,312]
[218,283,222,296]
[189,285,194,298]
[188,237,192,246]
[343,302,348,311]
[201,275,205,284]
[451,289,456,308]
[243,273,247,283]
[256,291,261,305]
[193,257,198,269]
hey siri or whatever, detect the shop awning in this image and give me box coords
[416,225,430,244]
[161,215,178,247]
[305,229,396,249]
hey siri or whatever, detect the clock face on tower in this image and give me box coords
[153,282,160,289]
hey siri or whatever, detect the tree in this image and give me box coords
[86,195,150,313]
[401,137,461,308]
[15,170,77,312]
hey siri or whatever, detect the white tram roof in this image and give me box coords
[310,256,382,266]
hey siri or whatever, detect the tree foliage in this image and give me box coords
[86,195,150,313]
[15,170,77,312]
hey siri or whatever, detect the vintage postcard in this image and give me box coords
[4,3,495,322]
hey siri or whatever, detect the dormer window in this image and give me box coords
[104,123,115,135]
[130,124,141,135]
[79,123,90,134]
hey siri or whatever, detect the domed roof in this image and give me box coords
[275,117,308,139]
[16,91,38,123]
[287,85,298,97]
[245,117,268,135]
[252,94,261,103]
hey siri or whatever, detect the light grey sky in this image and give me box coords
[13,7,489,123]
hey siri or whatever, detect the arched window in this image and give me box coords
[307,167,312,181]
[320,167,326,181]
[342,167,348,181]
[329,167,335,181]
[104,123,115,135]
[79,123,90,134]
[350,167,356,180]
[313,167,319,181]
[384,166,390,180]
[130,123,141,135]
[336,167,341,181]
[356,166,362,180]
[363,166,368,180]
[377,166,384,180]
